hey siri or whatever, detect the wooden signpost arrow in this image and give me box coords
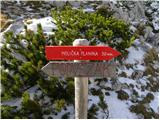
[41,39,121,119]
[42,62,117,77]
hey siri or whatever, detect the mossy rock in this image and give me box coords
[116,90,129,100]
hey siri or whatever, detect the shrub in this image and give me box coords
[90,88,103,96]
[21,92,42,118]
[98,94,108,110]
[43,108,51,115]
[140,92,154,104]
[1,23,73,118]
[54,99,66,112]
[51,5,136,54]
[88,104,99,119]
[144,65,156,76]
[1,25,47,100]
[65,78,75,103]
[144,48,158,66]
[1,105,18,119]
[116,90,129,100]
[98,94,109,118]
[130,103,158,119]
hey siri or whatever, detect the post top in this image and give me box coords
[73,39,90,46]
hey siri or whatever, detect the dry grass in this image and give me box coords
[0,13,13,32]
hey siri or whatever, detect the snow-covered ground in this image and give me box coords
[22,17,57,35]
[125,46,145,64]
[105,92,137,119]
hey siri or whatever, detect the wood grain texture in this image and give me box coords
[73,39,89,119]
[41,61,117,77]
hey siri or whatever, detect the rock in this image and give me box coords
[144,26,154,40]
[131,95,138,103]
[112,81,121,91]
[90,88,103,96]
[121,83,130,89]
[105,87,112,91]
[150,2,159,10]
[8,20,24,34]
[131,1,146,21]
[131,21,139,27]
[105,92,110,96]
[69,1,81,8]
[131,70,143,80]
[22,17,57,35]
[152,20,159,31]
[130,25,137,33]
[52,1,66,8]
[104,1,146,23]
[20,39,28,48]
[48,116,52,119]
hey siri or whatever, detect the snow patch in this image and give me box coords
[150,92,159,113]
[88,95,99,108]
[123,68,134,77]
[43,105,74,119]
[83,8,95,13]
[23,17,57,35]
[118,77,136,86]
[27,85,39,100]
[106,92,137,119]
[134,64,145,71]
[2,98,22,110]
[125,46,145,64]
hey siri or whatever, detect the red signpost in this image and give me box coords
[45,46,121,60]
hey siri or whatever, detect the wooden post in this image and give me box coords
[73,39,89,119]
